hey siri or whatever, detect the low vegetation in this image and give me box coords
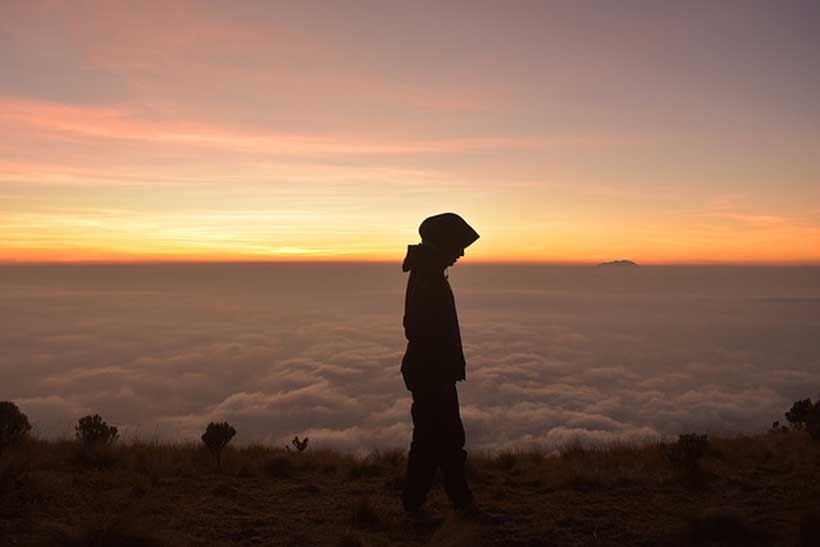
[201,422,237,470]
[784,394,820,440]
[1,398,819,546]
[0,401,31,455]
[75,414,120,468]
[291,435,309,453]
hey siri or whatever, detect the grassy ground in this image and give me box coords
[2,432,819,546]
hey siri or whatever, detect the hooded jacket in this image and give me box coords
[400,213,479,392]
[400,244,465,391]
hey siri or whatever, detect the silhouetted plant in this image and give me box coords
[292,435,309,453]
[666,433,709,474]
[76,414,118,449]
[786,399,814,430]
[770,420,790,433]
[75,414,119,468]
[0,401,31,455]
[201,421,236,469]
[784,395,820,441]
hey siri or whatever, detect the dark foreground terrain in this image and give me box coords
[2,433,819,546]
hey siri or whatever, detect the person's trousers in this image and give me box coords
[402,382,473,512]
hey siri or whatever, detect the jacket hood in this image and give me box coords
[402,243,445,273]
[418,213,479,252]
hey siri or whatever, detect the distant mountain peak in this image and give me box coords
[598,259,638,267]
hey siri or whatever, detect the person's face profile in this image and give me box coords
[446,247,465,266]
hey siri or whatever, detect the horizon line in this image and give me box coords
[2,258,819,267]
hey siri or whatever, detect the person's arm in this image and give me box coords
[403,276,448,347]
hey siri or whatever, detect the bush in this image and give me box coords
[0,401,31,455]
[201,422,236,469]
[291,435,309,453]
[666,433,709,474]
[784,395,820,441]
[76,414,119,448]
[75,414,119,467]
[786,399,815,430]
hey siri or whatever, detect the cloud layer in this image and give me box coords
[2,263,819,453]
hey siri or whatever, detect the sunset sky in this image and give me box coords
[1,1,819,264]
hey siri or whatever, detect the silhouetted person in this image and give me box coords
[400,212,484,522]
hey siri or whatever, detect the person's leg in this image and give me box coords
[402,388,439,513]
[437,383,473,509]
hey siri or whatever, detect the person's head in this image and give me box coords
[418,213,479,267]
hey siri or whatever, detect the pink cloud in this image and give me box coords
[0,97,547,157]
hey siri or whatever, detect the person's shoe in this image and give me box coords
[405,507,444,528]
[454,503,503,525]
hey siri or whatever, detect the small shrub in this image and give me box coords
[76,414,119,448]
[0,401,31,455]
[786,398,814,430]
[75,414,118,467]
[784,395,820,441]
[666,433,709,474]
[200,421,236,470]
[292,435,309,453]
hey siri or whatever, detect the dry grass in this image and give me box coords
[1,432,819,546]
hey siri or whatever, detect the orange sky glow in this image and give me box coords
[2,1,819,264]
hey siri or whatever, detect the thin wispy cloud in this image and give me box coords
[1,98,549,157]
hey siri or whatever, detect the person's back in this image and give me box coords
[400,212,480,519]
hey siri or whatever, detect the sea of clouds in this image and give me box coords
[2,263,819,453]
